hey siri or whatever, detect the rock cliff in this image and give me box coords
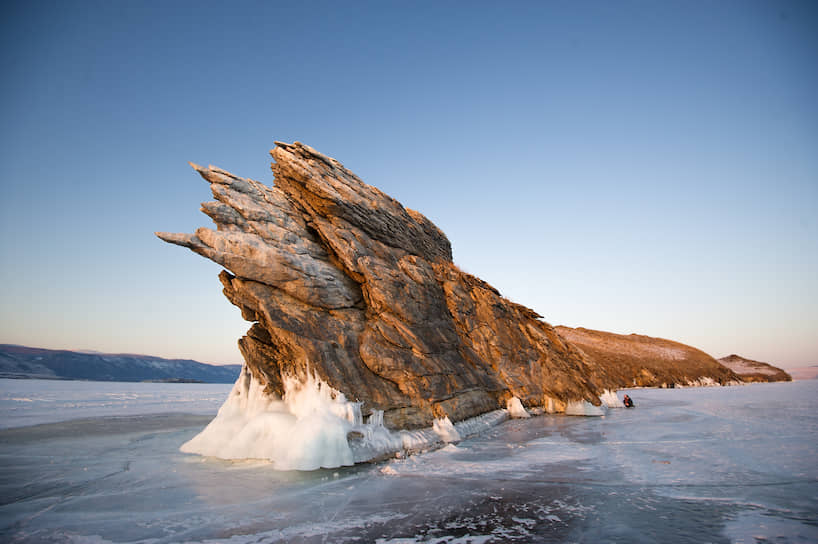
[157,142,603,430]
[555,326,741,388]
[717,354,791,383]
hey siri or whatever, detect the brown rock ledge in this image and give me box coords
[718,354,791,383]
[556,326,741,388]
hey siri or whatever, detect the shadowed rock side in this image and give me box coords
[718,354,792,383]
[556,326,741,388]
[157,142,603,429]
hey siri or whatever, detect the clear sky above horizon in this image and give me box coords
[2,0,816,368]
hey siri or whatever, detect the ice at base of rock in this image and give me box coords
[565,400,607,416]
[685,377,719,387]
[600,389,623,408]
[432,417,461,442]
[506,396,531,418]
[180,366,355,470]
[181,366,511,470]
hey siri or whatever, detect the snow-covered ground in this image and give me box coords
[0,379,816,543]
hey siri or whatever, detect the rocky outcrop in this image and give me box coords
[718,354,791,383]
[158,142,604,430]
[555,326,741,388]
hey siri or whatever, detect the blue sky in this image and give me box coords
[2,0,816,368]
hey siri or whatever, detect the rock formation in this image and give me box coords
[157,142,604,430]
[555,326,741,388]
[717,354,792,383]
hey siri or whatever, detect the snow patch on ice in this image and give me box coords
[506,396,530,418]
[376,536,493,544]
[189,512,412,544]
[722,507,818,543]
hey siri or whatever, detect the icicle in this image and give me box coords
[367,409,384,427]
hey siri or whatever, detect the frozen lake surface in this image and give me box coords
[0,379,231,429]
[1,379,816,543]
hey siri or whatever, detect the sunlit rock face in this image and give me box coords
[556,326,742,388]
[717,354,791,383]
[158,141,603,430]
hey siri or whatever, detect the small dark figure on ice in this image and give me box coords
[623,395,634,408]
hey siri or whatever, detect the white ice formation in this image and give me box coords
[181,366,508,470]
[506,396,531,418]
[181,367,628,470]
[684,376,719,387]
[180,367,356,470]
[565,400,607,416]
[600,389,623,408]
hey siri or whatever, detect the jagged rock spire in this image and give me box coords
[158,141,602,428]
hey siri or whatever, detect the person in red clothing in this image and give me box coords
[623,394,634,408]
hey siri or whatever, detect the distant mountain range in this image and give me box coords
[0,344,241,383]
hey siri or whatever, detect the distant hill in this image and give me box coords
[555,326,740,388]
[0,345,241,383]
[717,354,791,383]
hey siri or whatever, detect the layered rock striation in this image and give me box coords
[158,142,603,430]
[556,326,741,388]
[718,354,791,383]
